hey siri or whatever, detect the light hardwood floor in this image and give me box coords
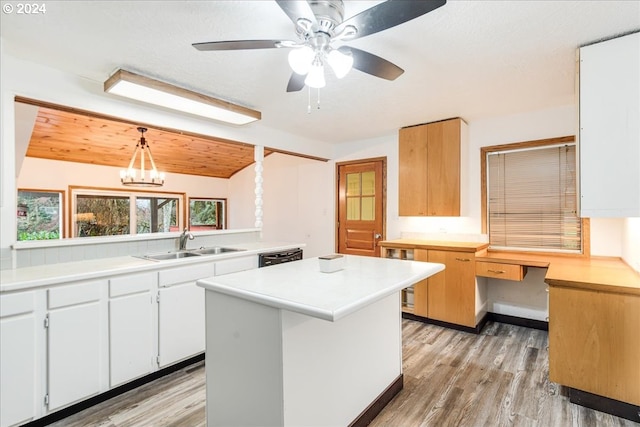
[50,320,638,427]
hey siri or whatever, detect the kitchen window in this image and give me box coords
[71,187,184,237]
[17,189,64,240]
[189,198,227,230]
[481,136,585,253]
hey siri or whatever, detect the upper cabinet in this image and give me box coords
[579,32,640,218]
[398,118,466,216]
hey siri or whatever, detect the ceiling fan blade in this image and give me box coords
[286,72,306,92]
[193,40,285,51]
[334,0,446,41]
[341,47,404,81]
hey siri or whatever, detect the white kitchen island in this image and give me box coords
[196,255,444,427]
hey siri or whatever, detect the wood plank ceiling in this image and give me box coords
[25,106,272,179]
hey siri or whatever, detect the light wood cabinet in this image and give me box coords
[398,118,465,216]
[380,240,488,330]
[549,286,640,406]
[427,250,477,328]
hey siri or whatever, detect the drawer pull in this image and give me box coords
[455,258,471,262]
[487,269,505,274]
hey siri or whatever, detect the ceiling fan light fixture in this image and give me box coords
[104,69,261,125]
[305,59,326,88]
[327,48,353,79]
[288,45,315,75]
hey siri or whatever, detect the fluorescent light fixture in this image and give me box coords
[104,69,261,125]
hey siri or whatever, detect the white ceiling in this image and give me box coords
[1,1,638,144]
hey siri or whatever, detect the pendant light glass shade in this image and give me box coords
[305,59,326,88]
[288,46,315,75]
[327,49,353,79]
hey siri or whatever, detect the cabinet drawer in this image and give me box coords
[0,292,35,318]
[109,271,155,297]
[475,262,527,281]
[48,280,104,309]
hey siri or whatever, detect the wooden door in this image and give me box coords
[427,119,461,216]
[337,159,385,256]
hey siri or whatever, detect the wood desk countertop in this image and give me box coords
[379,239,489,253]
[477,251,640,296]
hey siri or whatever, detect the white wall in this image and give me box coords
[229,153,334,259]
[17,157,230,200]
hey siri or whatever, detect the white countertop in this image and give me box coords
[197,255,444,322]
[1,241,304,293]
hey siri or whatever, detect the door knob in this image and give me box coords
[374,233,382,239]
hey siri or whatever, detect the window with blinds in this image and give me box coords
[486,143,581,252]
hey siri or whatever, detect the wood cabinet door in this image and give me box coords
[412,249,429,316]
[427,250,476,327]
[426,119,461,216]
[398,125,428,216]
[549,286,640,405]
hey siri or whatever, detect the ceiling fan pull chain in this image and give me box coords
[307,85,311,114]
[317,88,321,110]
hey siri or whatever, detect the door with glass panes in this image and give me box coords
[337,159,385,256]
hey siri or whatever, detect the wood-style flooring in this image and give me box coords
[50,320,638,427]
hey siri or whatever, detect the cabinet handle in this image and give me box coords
[455,258,471,262]
[487,269,505,274]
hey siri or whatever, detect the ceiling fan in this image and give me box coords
[193,0,446,92]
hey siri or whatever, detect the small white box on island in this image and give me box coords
[318,254,344,273]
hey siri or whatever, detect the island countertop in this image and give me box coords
[197,254,444,322]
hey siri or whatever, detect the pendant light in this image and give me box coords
[120,127,165,187]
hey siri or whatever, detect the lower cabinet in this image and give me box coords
[427,250,477,328]
[0,292,37,427]
[157,263,214,367]
[47,280,105,412]
[109,272,156,387]
[380,241,487,330]
[0,252,264,427]
[549,286,640,406]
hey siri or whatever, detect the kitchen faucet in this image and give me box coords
[179,228,195,250]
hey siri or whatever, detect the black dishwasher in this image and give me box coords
[258,248,303,267]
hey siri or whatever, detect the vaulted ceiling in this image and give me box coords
[23,102,274,178]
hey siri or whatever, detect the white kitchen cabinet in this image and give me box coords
[0,292,37,427]
[108,272,156,387]
[214,255,258,276]
[47,280,105,411]
[579,32,640,217]
[157,263,214,367]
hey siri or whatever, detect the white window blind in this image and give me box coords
[487,144,581,252]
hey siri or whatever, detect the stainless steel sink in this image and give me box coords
[192,247,244,255]
[143,251,202,261]
[140,247,244,261]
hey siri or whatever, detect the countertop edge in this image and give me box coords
[197,261,444,322]
[0,242,305,293]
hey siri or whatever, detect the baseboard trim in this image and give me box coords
[569,387,640,423]
[402,312,489,334]
[23,353,205,427]
[487,312,549,331]
[349,374,403,427]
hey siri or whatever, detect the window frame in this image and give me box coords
[480,135,590,256]
[17,188,66,239]
[69,186,187,238]
[188,197,227,230]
